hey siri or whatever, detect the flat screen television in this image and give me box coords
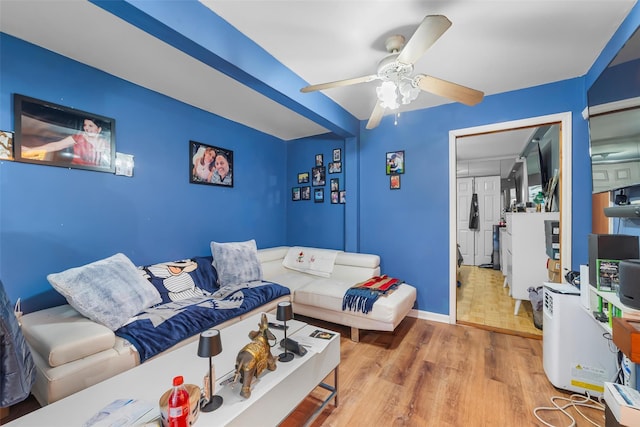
[588,27,640,194]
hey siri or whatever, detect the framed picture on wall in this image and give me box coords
[314,188,324,203]
[390,174,401,189]
[330,178,339,192]
[190,141,234,187]
[292,187,301,201]
[331,191,339,204]
[315,153,323,166]
[333,148,341,162]
[329,162,342,174]
[0,131,14,160]
[298,172,309,184]
[301,186,311,200]
[13,94,116,173]
[339,190,346,204]
[386,150,404,175]
[312,166,325,186]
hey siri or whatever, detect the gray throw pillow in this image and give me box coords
[211,239,263,287]
[47,253,161,331]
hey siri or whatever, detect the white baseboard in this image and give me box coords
[407,309,450,324]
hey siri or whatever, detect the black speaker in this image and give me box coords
[619,260,640,309]
[588,234,639,288]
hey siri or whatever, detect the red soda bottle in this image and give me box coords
[168,375,190,427]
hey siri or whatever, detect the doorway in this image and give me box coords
[448,113,573,335]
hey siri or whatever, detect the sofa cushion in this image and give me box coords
[21,305,115,367]
[211,239,263,286]
[47,253,162,331]
[139,256,218,303]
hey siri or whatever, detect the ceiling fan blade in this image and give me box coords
[396,15,452,65]
[366,102,385,130]
[416,75,484,106]
[301,74,379,93]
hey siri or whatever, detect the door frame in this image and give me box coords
[448,112,573,323]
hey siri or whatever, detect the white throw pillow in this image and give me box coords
[211,239,263,286]
[47,253,161,331]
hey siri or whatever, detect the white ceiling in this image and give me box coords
[0,0,636,150]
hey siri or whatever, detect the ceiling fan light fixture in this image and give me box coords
[399,80,420,104]
[376,81,399,110]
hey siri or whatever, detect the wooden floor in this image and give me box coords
[283,316,604,426]
[3,316,605,427]
[457,265,543,338]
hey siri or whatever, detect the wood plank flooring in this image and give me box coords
[3,316,604,426]
[457,265,543,338]
[282,315,604,427]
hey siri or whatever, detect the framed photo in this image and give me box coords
[330,178,339,192]
[331,191,339,204]
[0,131,14,160]
[190,141,233,187]
[329,162,342,174]
[314,188,324,203]
[386,150,405,175]
[339,190,346,204]
[13,94,116,173]
[315,153,323,166]
[312,166,325,186]
[297,171,309,184]
[292,187,301,201]
[333,148,341,162]
[301,186,311,200]
[390,174,401,189]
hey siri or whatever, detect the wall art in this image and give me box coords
[0,131,14,160]
[298,172,309,184]
[190,141,233,187]
[14,94,116,173]
[386,150,404,175]
[314,188,324,203]
[312,166,325,186]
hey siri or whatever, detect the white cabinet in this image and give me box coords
[504,212,560,314]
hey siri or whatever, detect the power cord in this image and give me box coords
[533,392,605,427]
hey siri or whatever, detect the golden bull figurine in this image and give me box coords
[233,313,277,398]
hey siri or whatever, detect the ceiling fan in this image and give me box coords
[300,15,484,129]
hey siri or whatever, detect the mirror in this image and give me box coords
[587,27,640,194]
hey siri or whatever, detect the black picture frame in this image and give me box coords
[390,174,401,189]
[301,186,311,200]
[331,191,339,204]
[0,131,14,161]
[333,148,341,162]
[298,172,309,184]
[13,94,116,173]
[292,187,301,201]
[312,166,326,186]
[330,178,339,192]
[190,141,234,187]
[314,188,324,203]
[315,153,323,166]
[386,150,405,175]
[329,162,342,174]
[339,190,346,204]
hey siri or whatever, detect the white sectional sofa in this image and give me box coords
[259,246,416,342]
[20,245,416,406]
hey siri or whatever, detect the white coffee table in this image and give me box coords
[7,312,340,426]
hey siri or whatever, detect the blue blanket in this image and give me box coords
[116,281,290,362]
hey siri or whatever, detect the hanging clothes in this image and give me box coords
[469,193,479,230]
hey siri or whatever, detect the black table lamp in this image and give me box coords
[277,301,294,362]
[197,328,223,412]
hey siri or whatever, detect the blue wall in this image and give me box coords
[0,34,288,312]
[353,79,589,314]
[286,135,345,249]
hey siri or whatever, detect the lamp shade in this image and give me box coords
[198,329,222,358]
[276,302,293,322]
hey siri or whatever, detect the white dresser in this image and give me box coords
[504,212,560,314]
